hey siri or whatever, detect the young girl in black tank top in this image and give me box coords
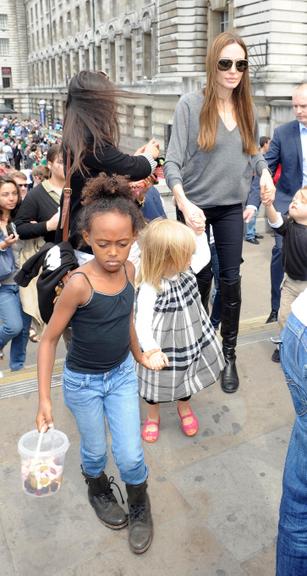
[36,174,158,555]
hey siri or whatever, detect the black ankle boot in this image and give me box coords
[220,278,241,393]
[126,481,153,554]
[221,347,239,393]
[83,470,128,530]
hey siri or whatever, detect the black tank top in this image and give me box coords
[66,269,134,373]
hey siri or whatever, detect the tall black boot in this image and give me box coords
[126,481,153,554]
[82,469,128,530]
[220,277,241,393]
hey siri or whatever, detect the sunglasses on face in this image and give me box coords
[217,58,249,72]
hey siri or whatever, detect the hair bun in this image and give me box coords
[81,172,134,205]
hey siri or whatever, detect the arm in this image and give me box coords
[190,232,211,274]
[36,275,87,431]
[265,204,284,228]
[164,96,205,233]
[88,143,157,180]
[14,188,58,239]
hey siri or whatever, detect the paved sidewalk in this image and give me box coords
[0,209,292,576]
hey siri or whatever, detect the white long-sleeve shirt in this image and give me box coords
[135,232,210,351]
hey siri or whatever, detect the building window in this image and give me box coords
[126,105,134,135]
[144,106,152,140]
[143,33,152,79]
[0,38,9,56]
[2,67,12,89]
[67,12,71,34]
[125,38,132,83]
[111,1,117,18]
[75,6,80,32]
[4,99,14,110]
[0,14,8,30]
[220,10,229,32]
[85,1,91,27]
[109,42,116,82]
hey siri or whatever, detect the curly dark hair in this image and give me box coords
[79,172,145,234]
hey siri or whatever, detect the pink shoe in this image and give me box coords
[177,406,199,437]
[141,418,160,443]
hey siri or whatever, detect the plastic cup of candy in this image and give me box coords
[18,429,70,497]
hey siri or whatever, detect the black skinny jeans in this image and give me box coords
[177,203,244,284]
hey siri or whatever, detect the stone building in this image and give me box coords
[0,0,307,150]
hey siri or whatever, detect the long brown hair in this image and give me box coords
[62,71,122,176]
[198,32,258,155]
[0,175,22,221]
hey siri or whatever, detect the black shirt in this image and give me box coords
[15,183,59,243]
[275,216,307,281]
[62,143,152,249]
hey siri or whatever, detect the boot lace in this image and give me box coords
[129,503,146,521]
[107,476,125,505]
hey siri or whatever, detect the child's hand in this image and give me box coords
[142,349,169,370]
[36,399,54,432]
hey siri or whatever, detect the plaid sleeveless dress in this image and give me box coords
[136,270,225,402]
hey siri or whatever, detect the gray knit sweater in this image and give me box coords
[164,92,267,208]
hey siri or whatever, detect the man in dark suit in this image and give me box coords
[265,83,307,324]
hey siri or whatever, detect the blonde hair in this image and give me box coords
[198,31,258,155]
[137,219,196,290]
[294,186,307,203]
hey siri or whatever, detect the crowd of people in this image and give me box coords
[0,30,307,571]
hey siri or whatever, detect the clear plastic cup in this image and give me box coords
[18,429,70,497]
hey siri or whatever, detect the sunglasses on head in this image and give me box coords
[217,58,249,72]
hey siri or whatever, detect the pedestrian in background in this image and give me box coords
[265,83,307,324]
[164,31,275,394]
[245,136,271,245]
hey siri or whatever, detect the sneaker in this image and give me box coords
[255,234,264,239]
[266,310,278,323]
[245,238,260,245]
[271,348,280,363]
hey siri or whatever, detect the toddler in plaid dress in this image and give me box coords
[135,219,225,442]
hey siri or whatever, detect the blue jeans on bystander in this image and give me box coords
[0,284,31,371]
[63,353,148,484]
[276,312,307,576]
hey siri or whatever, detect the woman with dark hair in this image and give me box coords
[60,70,159,250]
[164,31,275,394]
[14,143,64,243]
[0,176,31,370]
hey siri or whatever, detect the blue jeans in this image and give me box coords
[0,284,31,370]
[245,212,256,240]
[271,231,284,313]
[63,353,148,484]
[276,313,307,576]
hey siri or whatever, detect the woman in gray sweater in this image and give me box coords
[164,31,275,394]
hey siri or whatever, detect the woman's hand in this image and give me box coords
[243,206,256,223]
[180,199,206,234]
[260,169,275,205]
[46,210,60,232]
[135,138,160,159]
[2,233,19,247]
[36,398,54,432]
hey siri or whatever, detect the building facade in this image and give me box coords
[0,0,307,149]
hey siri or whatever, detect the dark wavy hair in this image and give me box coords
[79,173,145,235]
[62,71,123,177]
[0,175,22,220]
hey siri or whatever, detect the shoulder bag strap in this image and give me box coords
[60,151,71,242]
